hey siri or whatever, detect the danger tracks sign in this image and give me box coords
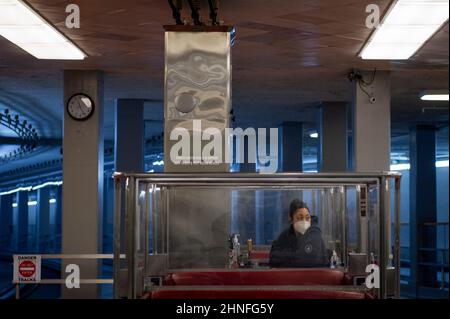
[13,255,41,283]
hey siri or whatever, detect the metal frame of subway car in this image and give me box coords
[113,172,401,299]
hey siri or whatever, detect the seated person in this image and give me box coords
[269,199,329,268]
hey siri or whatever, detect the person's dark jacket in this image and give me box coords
[269,224,329,268]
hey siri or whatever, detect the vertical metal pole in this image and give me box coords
[394,176,401,298]
[113,176,122,299]
[144,184,150,281]
[166,188,171,257]
[377,180,383,299]
[161,187,167,255]
[341,186,347,267]
[379,176,389,299]
[152,185,157,254]
[15,284,20,299]
[125,177,136,299]
[133,178,140,298]
[356,185,362,253]
[319,189,326,245]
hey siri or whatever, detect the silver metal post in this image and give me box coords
[394,176,401,298]
[166,187,171,257]
[113,176,122,299]
[356,185,362,253]
[341,186,347,267]
[125,176,136,298]
[152,185,157,254]
[379,176,389,299]
[144,184,150,284]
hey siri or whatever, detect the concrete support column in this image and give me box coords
[114,99,145,172]
[0,194,13,253]
[352,70,391,255]
[37,188,50,252]
[114,99,145,262]
[409,124,437,296]
[319,102,348,172]
[62,70,104,298]
[17,191,28,252]
[353,71,391,172]
[278,122,303,172]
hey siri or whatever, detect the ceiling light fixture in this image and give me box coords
[0,0,86,60]
[360,0,449,60]
[420,94,449,101]
[419,90,449,101]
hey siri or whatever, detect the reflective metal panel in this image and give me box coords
[164,30,232,172]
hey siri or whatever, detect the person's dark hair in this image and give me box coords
[289,199,310,220]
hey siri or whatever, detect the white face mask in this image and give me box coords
[294,220,311,235]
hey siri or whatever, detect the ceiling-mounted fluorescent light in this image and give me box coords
[420,93,449,101]
[0,0,86,60]
[420,90,449,101]
[421,94,449,101]
[360,0,449,60]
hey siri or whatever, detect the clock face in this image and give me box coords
[67,94,95,121]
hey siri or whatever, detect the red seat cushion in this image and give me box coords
[249,251,270,260]
[149,289,367,299]
[165,269,346,286]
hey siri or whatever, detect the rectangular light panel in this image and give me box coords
[420,94,449,101]
[0,0,86,60]
[360,0,449,60]
[420,90,449,101]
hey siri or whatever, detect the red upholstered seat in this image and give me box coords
[148,289,368,299]
[164,269,346,286]
[153,269,374,299]
[249,251,270,260]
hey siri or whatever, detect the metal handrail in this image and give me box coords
[114,172,402,178]
[12,253,125,299]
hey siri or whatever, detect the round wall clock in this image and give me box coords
[66,93,95,121]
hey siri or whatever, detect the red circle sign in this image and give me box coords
[19,260,36,278]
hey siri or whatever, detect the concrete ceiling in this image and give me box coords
[0,0,448,174]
